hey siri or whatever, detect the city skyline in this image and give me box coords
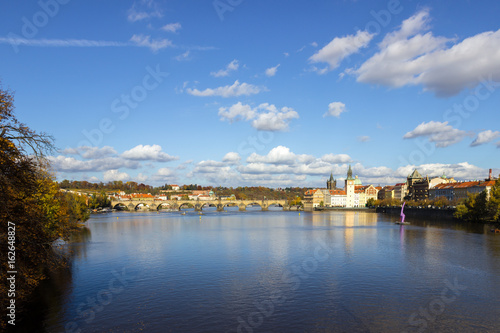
[1,0,500,187]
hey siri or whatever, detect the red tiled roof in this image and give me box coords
[433,181,485,190]
[304,189,318,195]
[479,180,496,187]
[329,189,346,195]
[131,193,154,198]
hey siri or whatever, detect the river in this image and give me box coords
[15,208,500,332]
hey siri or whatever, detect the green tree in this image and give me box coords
[88,191,111,209]
[487,179,500,221]
[366,198,376,207]
[289,196,303,206]
[454,191,488,222]
[1,84,87,329]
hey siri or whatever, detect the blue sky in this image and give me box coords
[1,0,500,187]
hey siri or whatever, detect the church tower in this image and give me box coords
[345,165,355,207]
[327,172,336,190]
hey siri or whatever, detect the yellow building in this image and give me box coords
[303,189,325,210]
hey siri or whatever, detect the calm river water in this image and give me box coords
[17,208,500,332]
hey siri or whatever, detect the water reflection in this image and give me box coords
[17,211,500,332]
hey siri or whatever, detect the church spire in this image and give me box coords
[327,171,335,190]
[347,164,354,180]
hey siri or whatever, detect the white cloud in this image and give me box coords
[62,146,117,159]
[103,170,130,182]
[0,37,129,48]
[121,145,178,162]
[358,136,371,142]
[247,146,313,165]
[309,30,374,72]
[238,163,292,175]
[49,156,140,172]
[351,163,394,178]
[320,153,353,164]
[265,64,280,77]
[183,145,495,187]
[353,9,500,96]
[176,160,193,170]
[222,152,241,164]
[0,36,173,53]
[211,60,239,77]
[218,102,256,123]
[396,162,487,180]
[403,121,469,147]
[252,106,299,131]
[324,102,346,118]
[130,34,173,52]
[127,0,162,22]
[161,22,181,33]
[240,174,308,187]
[136,173,149,182]
[150,167,177,182]
[175,51,190,61]
[187,80,264,97]
[470,130,500,147]
[218,103,299,131]
[189,160,240,185]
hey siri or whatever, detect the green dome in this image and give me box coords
[354,175,362,185]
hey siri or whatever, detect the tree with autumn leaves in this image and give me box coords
[454,179,500,223]
[1,84,88,329]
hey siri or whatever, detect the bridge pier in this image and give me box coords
[110,199,291,213]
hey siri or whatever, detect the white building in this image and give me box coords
[330,190,347,207]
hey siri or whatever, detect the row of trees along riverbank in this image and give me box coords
[366,179,500,224]
[0,84,89,330]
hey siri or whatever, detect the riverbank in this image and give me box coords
[314,207,376,212]
[376,206,456,220]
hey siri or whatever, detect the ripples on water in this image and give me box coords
[16,209,500,332]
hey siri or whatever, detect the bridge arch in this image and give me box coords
[112,203,128,210]
[134,202,150,210]
[267,202,285,210]
[157,202,173,210]
[179,202,194,210]
[110,199,289,212]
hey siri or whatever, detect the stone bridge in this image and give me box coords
[111,199,290,212]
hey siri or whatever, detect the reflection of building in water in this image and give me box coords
[343,212,379,253]
[344,211,355,251]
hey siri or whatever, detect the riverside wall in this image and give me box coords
[376,206,456,220]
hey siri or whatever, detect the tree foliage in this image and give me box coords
[88,191,111,209]
[1,85,87,329]
[366,198,376,207]
[453,180,500,223]
[487,178,500,222]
